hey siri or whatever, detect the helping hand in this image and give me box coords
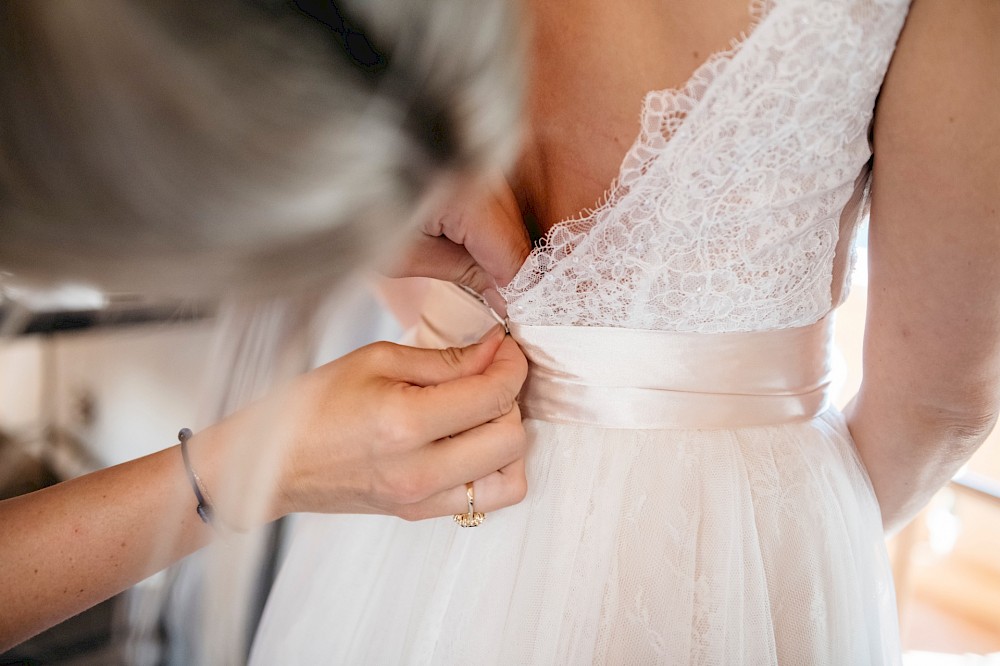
[242,324,529,521]
[386,175,531,316]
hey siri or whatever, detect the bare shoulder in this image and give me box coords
[868,0,1000,299]
[863,0,1000,417]
[874,0,1000,183]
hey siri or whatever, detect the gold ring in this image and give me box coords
[453,481,485,527]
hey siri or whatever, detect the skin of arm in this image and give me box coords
[845,0,1000,535]
[0,329,528,651]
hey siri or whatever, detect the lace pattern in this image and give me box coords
[500,0,910,333]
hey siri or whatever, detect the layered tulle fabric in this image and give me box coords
[252,411,897,664]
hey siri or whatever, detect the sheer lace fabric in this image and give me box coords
[500,0,910,333]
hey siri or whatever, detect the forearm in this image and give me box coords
[0,332,531,651]
[846,392,997,536]
[0,435,228,651]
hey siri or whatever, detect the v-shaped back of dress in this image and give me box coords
[500,0,911,334]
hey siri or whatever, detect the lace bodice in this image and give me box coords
[500,0,911,333]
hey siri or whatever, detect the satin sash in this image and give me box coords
[510,319,833,429]
[407,280,833,430]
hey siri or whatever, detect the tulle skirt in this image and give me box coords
[251,407,900,664]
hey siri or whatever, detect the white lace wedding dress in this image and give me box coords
[251,0,912,662]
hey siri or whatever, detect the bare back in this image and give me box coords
[512,0,759,234]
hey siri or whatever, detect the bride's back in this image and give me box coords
[513,0,756,232]
[501,0,912,333]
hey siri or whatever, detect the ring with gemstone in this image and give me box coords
[453,482,485,527]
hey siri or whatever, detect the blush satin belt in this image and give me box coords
[406,280,834,430]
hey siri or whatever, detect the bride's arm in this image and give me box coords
[845,0,1000,535]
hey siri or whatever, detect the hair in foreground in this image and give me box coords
[0,0,524,300]
[0,1,524,662]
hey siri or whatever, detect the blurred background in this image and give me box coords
[1,227,998,664]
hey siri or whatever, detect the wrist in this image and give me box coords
[269,459,298,522]
[181,424,288,532]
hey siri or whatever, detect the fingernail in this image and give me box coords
[477,323,505,343]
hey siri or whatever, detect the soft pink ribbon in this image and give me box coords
[406,280,833,430]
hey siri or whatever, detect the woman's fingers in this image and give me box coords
[281,331,529,518]
[383,174,530,317]
[380,325,506,387]
[403,336,528,441]
[419,405,526,499]
[396,457,528,521]
[386,234,497,297]
[483,334,530,383]
[368,402,527,513]
[450,183,531,288]
[368,336,529,516]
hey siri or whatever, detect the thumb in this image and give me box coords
[393,324,506,387]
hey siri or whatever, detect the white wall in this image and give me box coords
[0,319,219,468]
[0,336,44,436]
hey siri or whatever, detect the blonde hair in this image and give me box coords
[0,2,525,661]
[0,0,524,300]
